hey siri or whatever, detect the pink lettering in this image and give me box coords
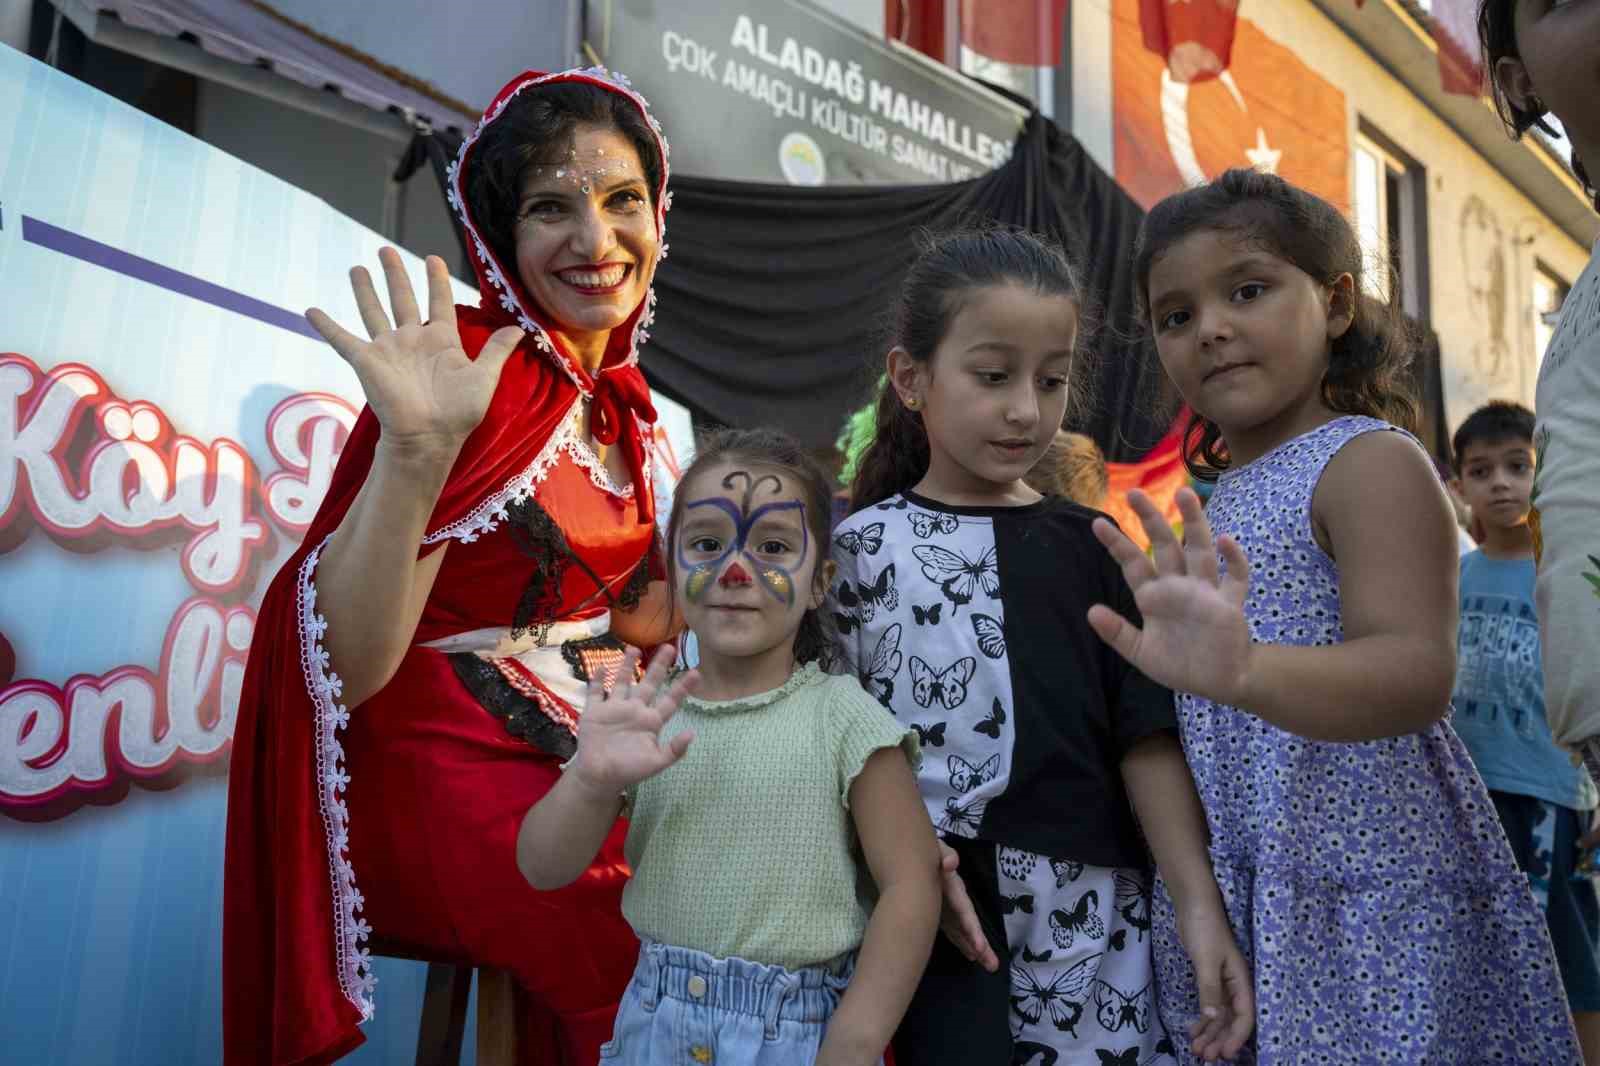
[0,598,251,814]
[0,354,300,592]
[262,392,357,533]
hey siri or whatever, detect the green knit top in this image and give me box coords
[620,662,918,969]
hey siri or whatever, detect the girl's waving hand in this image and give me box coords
[1087,487,1254,707]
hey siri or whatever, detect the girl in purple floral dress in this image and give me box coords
[1087,169,1581,1064]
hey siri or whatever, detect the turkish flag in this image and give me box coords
[960,0,1068,66]
[1429,0,1484,95]
[1113,0,1350,213]
[1139,0,1240,83]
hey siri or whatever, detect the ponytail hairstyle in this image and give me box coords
[848,226,1088,512]
[665,427,838,666]
[1477,0,1596,210]
[1133,168,1421,480]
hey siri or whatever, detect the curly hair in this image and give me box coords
[1133,168,1421,480]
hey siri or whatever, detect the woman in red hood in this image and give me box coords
[223,67,678,1065]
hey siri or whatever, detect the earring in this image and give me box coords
[904,396,920,411]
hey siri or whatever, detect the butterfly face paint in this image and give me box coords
[676,469,810,607]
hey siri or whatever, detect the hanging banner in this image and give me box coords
[586,0,1025,185]
[1112,0,1349,212]
[1139,0,1238,84]
[0,50,694,821]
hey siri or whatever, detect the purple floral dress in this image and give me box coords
[1151,416,1580,1064]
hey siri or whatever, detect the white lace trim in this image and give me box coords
[420,395,585,545]
[297,537,376,1022]
[444,67,672,391]
[564,433,635,499]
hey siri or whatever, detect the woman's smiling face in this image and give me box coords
[512,123,658,347]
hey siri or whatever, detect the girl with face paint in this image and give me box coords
[518,428,943,1066]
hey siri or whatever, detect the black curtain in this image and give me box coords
[401,109,1175,463]
[648,111,1175,461]
[400,112,1457,468]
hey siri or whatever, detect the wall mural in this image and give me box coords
[1458,194,1520,400]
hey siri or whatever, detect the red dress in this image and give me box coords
[223,68,673,1066]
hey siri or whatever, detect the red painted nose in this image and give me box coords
[719,561,753,587]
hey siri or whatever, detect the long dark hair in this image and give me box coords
[666,427,838,666]
[1133,168,1420,479]
[847,227,1086,511]
[1477,0,1596,209]
[465,81,665,271]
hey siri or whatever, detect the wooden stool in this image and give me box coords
[368,938,519,1066]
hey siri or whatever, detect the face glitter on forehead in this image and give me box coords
[524,144,641,197]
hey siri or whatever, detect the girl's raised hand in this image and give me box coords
[1088,488,1255,707]
[305,248,525,457]
[566,646,700,796]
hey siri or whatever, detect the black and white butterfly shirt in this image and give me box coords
[829,491,1177,869]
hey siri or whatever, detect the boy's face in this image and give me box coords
[1454,436,1537,532]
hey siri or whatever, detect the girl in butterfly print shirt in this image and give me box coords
[830,229,1252,1066]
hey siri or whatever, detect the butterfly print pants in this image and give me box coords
[1000,849,1177,1066]
[894,838,1177,1066]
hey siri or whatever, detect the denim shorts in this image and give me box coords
[599,939,876,1065]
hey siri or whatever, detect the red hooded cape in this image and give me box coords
[222,67,669,1065]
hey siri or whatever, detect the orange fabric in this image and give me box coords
[1103,412,1191,549]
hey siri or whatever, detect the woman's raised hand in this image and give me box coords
[1087,488,1256,707]
[567,646,701,797]
[305,247,525,456]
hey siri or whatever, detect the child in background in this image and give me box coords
[835,227,1252,1065]
[1024,429,1111,510]
[518,428,940,1066]
[1450,399,1600,1061]
[1091,166,1580,1062]
[1478,0,1600,837]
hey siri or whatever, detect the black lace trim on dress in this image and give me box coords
[447,653,577,759]
[505,495,651,642]
[506,495,570,644]
[615,556,651,612]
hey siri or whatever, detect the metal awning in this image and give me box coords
[42,0,477,142]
